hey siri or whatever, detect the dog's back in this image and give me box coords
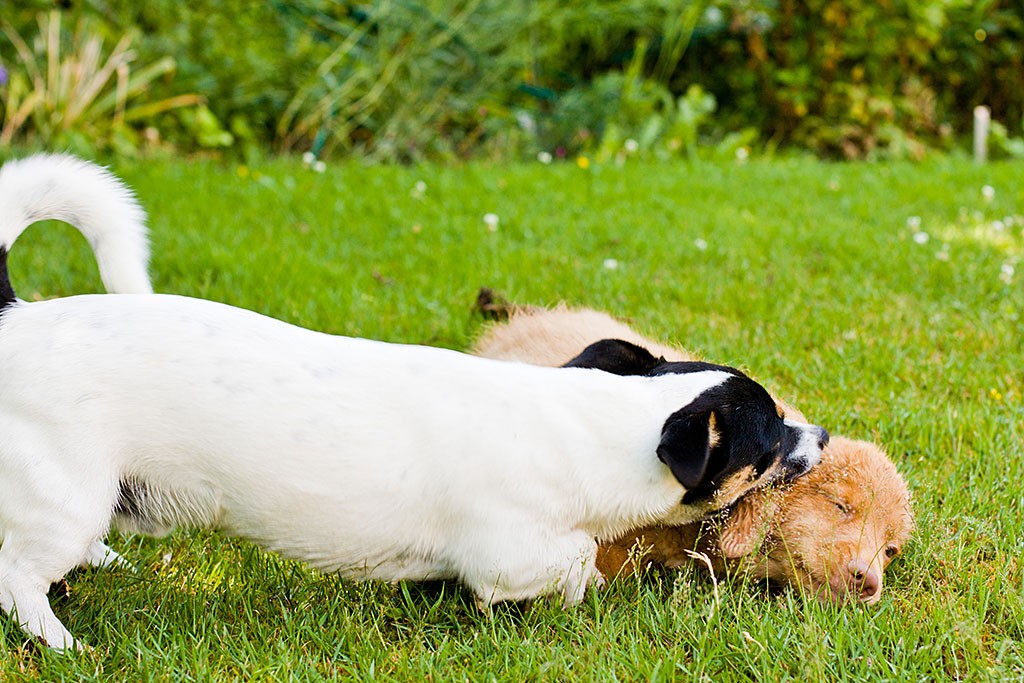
[473,306,808,422]
[0,290,731,559]
[474,306,684,367]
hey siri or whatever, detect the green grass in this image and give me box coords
[2,154,1022,681]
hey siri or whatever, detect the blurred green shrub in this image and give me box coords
[1,0,1021,161]
[990,117,1024,159]
[276,0,526,161]
[686,0,1023,159]
[0,11,202,156]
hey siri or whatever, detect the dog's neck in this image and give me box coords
[559,371,729,541]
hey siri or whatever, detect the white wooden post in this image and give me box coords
[974,105,990,163]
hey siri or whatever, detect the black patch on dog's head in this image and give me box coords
[655,406,716,490]
[564,338,817,506]
[657,374,791,501]
[562,339,749,381]
[563,339,664,376]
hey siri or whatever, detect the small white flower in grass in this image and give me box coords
[411,180,427,199]
[1000,263,1015,284]
[735,147,750,162]
[537,151,553,164]
[913,231,929,244]
[515,110,537,134]
[906,216,921,229]
[992,219,1005,232]
[624,139,639,153]
[695,238,708,251]
[483,213,500,232]
[603,258,619,270]
[312,160,327,173]
[982,185,996,201]
[302,151,315,165]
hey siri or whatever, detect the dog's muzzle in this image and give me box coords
[782,425,829,482]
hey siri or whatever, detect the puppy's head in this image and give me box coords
[597,439,913,605]
[565,339,829,512]
[719,437,914,604]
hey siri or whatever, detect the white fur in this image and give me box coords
[0,153,151,294]
[0,293,733,649]
[0,155,824,651]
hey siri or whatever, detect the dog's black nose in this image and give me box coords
[816,427,830,450]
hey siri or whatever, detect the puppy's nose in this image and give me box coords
[815,426,830,450]
[847,560,880,602]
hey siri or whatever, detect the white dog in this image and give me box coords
[0,155,828,650]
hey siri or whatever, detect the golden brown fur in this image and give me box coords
[471,305,913,603]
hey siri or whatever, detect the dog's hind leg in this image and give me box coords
[0,571,76,650]
[0,535,86,651]
[0,499,116,650]
[0,503,117,651]
[81,540,132,570]
[0,426,119,650]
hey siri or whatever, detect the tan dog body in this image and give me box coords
[472,304,913,603]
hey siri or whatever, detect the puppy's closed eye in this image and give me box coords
[830,499,852,516]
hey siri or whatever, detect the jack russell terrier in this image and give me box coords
[0,155,828,650]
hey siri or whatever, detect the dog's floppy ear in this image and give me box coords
[656,408,717,490]
[718,487,781,559]
[562,338,663,376]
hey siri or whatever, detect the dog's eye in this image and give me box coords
[885,545,900,559]
[832,499,851,515]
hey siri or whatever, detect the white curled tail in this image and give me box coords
[0,153,153,295]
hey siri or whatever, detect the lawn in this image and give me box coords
[2,154,1022,681]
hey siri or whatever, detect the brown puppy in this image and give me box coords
[471,303,913,604]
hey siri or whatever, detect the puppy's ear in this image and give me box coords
[563,338,663,376]
[656,408,717,490]
[718,488,780,559]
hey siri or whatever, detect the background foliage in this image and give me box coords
[2,1,1023,160]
